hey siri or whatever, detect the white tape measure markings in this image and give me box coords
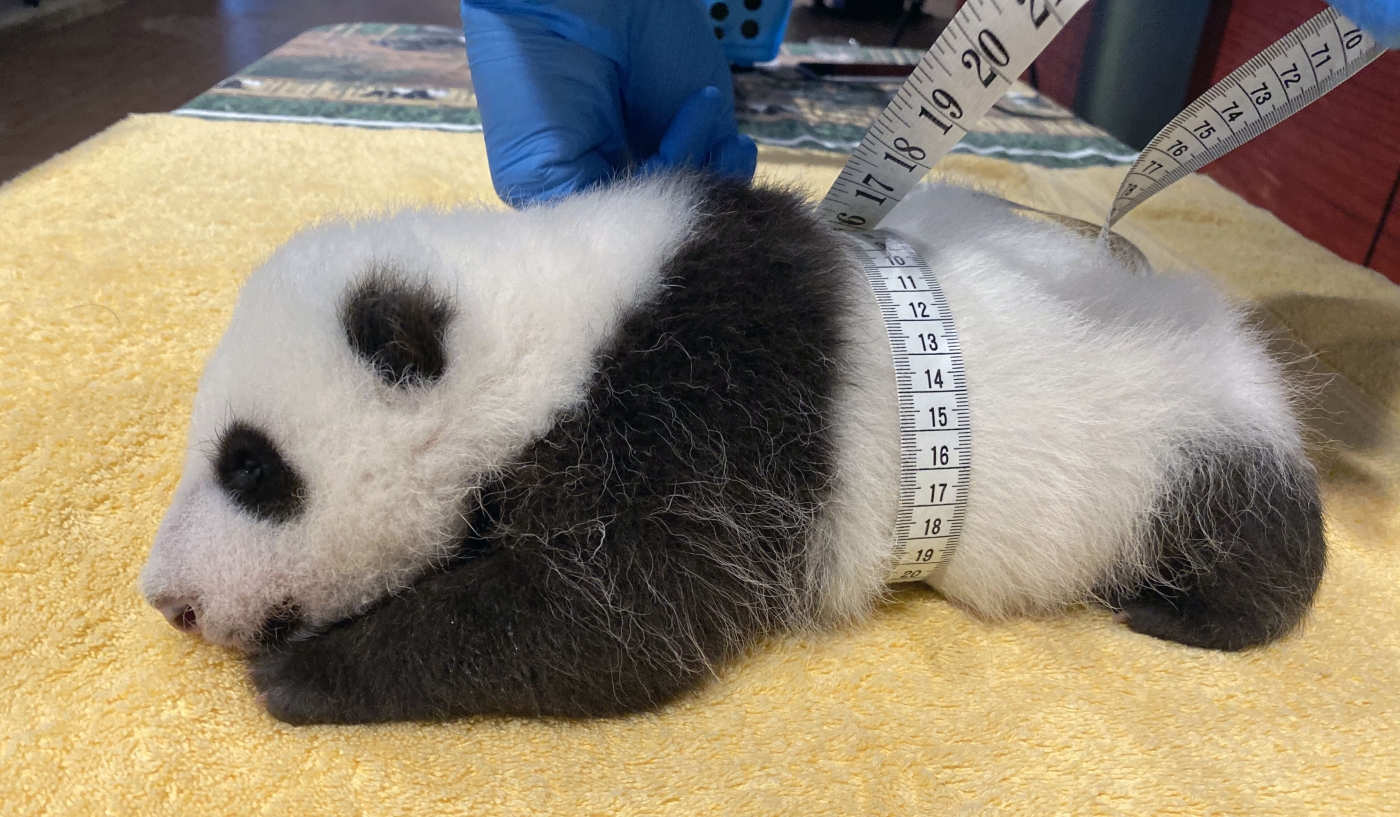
[1106,8,1383,228]
[819,0,1091,232]
[853,232,970,583]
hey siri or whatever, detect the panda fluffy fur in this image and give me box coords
[141,175,1325,725]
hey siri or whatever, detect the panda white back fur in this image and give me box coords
[141,175,1324,724]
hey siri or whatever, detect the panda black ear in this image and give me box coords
[342,268,455,387]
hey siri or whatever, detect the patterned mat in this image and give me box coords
[174,23,1136,169]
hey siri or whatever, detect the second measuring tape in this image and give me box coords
[854,232,971,584]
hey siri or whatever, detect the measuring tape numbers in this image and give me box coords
[819,5,1384,235]
[1106,8,1384,227]
[818,0,1092,232]
[852,232,971,583]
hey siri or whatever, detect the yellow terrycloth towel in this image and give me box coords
[2,114,1398,815]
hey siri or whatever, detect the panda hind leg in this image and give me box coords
[1109,444,1326,651]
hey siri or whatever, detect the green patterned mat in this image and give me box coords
[175,23,1136,169]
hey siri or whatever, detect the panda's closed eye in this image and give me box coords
[215,423,306,523]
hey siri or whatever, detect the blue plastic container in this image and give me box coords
[705,0,795,65]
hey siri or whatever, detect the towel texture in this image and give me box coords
[1,115,1397,815]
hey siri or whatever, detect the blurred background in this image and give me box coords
[1,0,1397,279]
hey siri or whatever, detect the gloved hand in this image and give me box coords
[1329,0,1400,49]
[461,0,759,208]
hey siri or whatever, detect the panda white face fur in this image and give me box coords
[142,175,1325,724]
[142,178,696,650]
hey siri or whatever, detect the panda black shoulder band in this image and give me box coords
[851,232,970,584]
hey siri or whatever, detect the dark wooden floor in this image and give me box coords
[0,0,941,185]
[0,0,464,183]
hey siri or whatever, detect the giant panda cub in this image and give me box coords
[141,175,1325,725]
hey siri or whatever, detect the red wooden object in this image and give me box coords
[1029,0,1096,108]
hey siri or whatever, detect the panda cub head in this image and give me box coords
[140,180,695,651]
[143,265,459,650]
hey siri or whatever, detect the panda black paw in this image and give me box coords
[1112,590,1261,652]
[1114,446,1326,653]
[249,646,356,725]
[249,631,415,725]
[248,614,456,725]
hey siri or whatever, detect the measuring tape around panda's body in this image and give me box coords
[851,232,970,584]
[828,3,1387,583]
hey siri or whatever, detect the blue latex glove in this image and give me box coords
[1330,0,1400,48]
[461,0,759,208]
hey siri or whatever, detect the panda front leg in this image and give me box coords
[250,546,716,725]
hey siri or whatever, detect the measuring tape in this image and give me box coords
[852,233,970,583]
[823,2,1387,582]
[817,0,1092,231]
[1106,8,1383,227]
[819,3,1382,232]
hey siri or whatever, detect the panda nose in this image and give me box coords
[157,598,202,634]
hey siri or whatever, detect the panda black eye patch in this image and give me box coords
[342,268,455,387]
[215,422,306,523]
